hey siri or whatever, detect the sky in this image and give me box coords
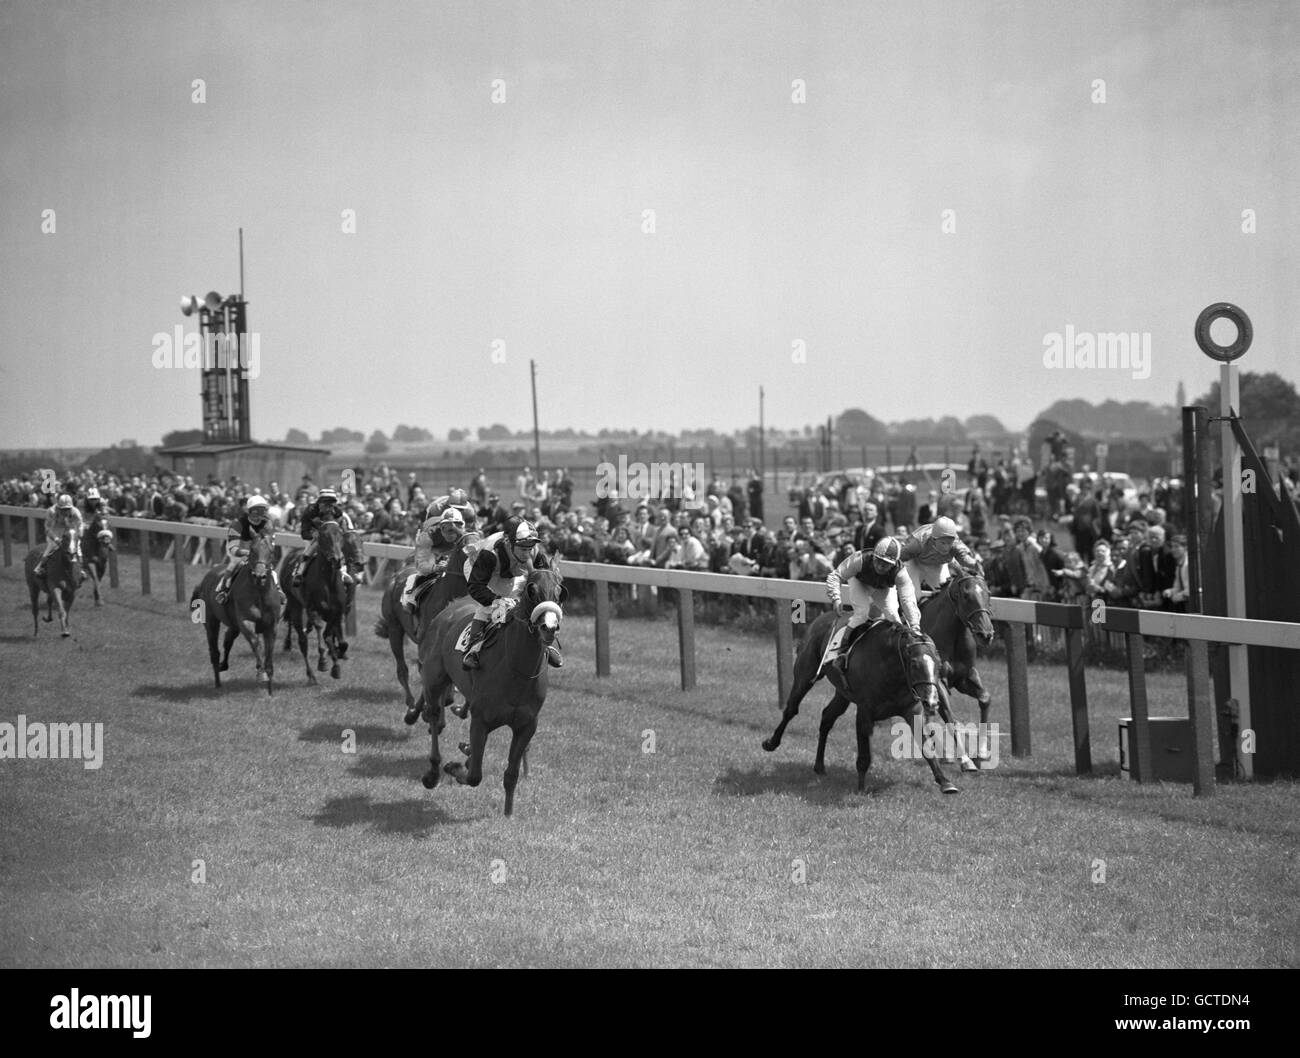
[1,0,1297,448]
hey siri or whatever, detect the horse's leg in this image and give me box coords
[295,610,315,684]
[328,618,342,679]
[311,614,329,672]
[205,618,223,688]
[87,561,102,605]
[29,578,39,637]
[817,692,852,775]
[262,627,275,696]
[54,581,70,637]
[854,701,874,792]
[953,667,993,764]
[934,680,977,773]
[762,627,826,752]
[390,626,416,715]
[445,709,487,787]
[422,696,444,789]
[220,624,238,673]
[502,715,538,817]
[241,619,266,689]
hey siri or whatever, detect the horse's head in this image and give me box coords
[949,572,994,644]
[898,628,941,712]
[518,567,566,645]
[58,528,77,554]
[247,535,276,586]
[316,520,343,561]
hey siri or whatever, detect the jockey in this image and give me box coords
[82,486,105,518]
[427,487,477,530]
[820,536,920,676]
[901,516,982,600]
[401,506,467,613]
[34,493,84,576]
[461,517,561,670]
[293,487,356,586]
[215,495,285,604]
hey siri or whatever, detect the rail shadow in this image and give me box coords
[297,722,412,745]
[713,760,895,804]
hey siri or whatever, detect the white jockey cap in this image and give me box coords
[56,493,74,508]
[246,495,270,510]
[932,516,958,538]
[318,487,338,502]
[439,507,465,526]
[872,536,902,567]
[86,487,100,500]
[510,520,538,546]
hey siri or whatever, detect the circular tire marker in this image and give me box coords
[1195,302,1252,362]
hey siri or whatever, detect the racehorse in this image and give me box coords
[761,611,975,794]
[282,521,350,683]
[81,512,115,606]
[24,530,81,638]
[920,569,996,763]
[192,534,281,694]
[374,533,480,722]
[416,567,566,816]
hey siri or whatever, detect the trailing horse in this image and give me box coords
[281,521,350,683]
[192,534,281,694]
[374,533,480,722]
[24,530,81,638]
[761,611,975,794]
[81,512,114,607]
[920,569,996,763]
[416,567,566,816]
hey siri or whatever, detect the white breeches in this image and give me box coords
[845,579,898,628]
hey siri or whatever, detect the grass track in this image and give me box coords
[1,555,1296,967]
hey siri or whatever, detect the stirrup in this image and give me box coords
[461,647,482,671]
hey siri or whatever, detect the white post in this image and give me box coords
[1219,363,1252,779]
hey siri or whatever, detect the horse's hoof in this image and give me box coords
[94,600,102,608]
[458,741,471,756]
[219,661,229,672]
[940,782,959,795]
[960,758,979,773]
[330,665,340,679]
[337,643,349,658]
[761,737,778,752]
[421,769,439,789]
[813,762,826,775]
[317,659,328,672]
[61,631,70,638]
[404,707,422,726]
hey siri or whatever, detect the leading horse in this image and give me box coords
[24,530,81,638]
[282,521,350,683]
[762,611,974,794]
[192,534,281,693]
[920,569,996,763]
[416,567,566,816]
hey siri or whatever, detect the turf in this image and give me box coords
[1,555,1296,967]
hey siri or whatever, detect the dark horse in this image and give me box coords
[920,570,996,763]
[281,521,350,683]
[192,535,281,694]
[24,530,81,638]
[417,567,566,816]
[761,612,974,794]
[374,533,480,722]
[81,512,114,606]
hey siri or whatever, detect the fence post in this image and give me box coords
[1,513,10,566]
[345,599,357,638]
[1186,639,1215,795]
[1125,633,1152,782]
[775,601,794,709]
[1065,625,1091,774]
[139,530,151,595]
[173,533,186,602]
[108,544,119,588]
[27,516,38,548]
[594,580,611,677]
[676,588,696,691]
[1002,622,1031,757]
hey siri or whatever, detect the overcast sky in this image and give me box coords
[1,0,1296,448]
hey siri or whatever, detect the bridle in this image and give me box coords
[946,571,993,634]
[897,628,941,711]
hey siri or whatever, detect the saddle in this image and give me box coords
[818,615,889,686]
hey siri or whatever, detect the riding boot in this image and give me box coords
[292,555,309,585]
[215,574,230,604]
[461,618,488,670]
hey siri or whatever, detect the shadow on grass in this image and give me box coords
[0,634,38,644]
[132,681,254,701]
[310,793,455,836]
[298,722,412,745]
[714,761,893,803]
[347,754,445,780]
[324,686,409,705]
